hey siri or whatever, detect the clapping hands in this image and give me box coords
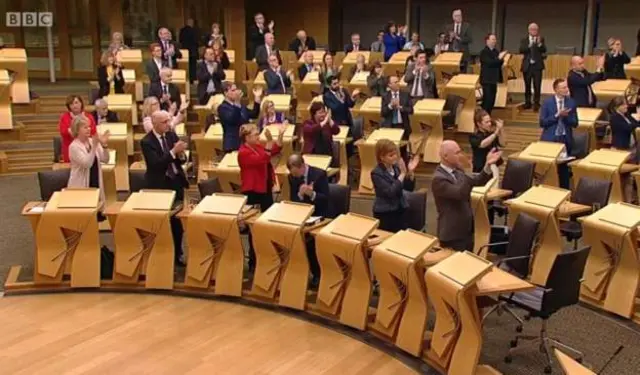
[485,148,502,166]
[253,87,264,101]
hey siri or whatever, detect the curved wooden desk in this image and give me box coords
[576,108,603,152]
[97,123,129,191]
[105,94,137,155]
[409,99,446,163]
[0,48,30,104]
[432,52,462,89]
[471,181,512,258]
[441,74,479,133]
[352,96,382,135]
[570,149,634,203]
[356,128,405,195]
[512,141,567,187]
[192,123,224,182]
[0,69,12,129]
[117,49,144,102]
[203,151,242,194]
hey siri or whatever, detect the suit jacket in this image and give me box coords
[178,25,199,52]
[148,81,182,113]
[97,65,125,98]
[196,61,226,104]
[217,100,260,151]
[431,166,491,243]
[248,23,269,59]
[371,164,415,214]
[370,41,385,53]
[604,52,631,79]
[140,130,189,195]
[255,45,282,71]
[145,58,165,84]
[519,36,547,72]
[157,39,182,68]
[381,90,413,133]
[567,69,605,107]
[446,23,472,59]
[323,88,355,127]
[479,46,503,84]
[367,74,388,97]
[298,63,316,81]
[344,44,367,53]
[403,63,435,98]
[609,112,639,150]
[288,166,330,217]
[264,68,292,94]
[289,37,317,57]
[91,110,119,125]
[302,119,341,156]
[539,96,579,151]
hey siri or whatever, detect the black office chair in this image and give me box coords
[128,170,146,193]
[37,169,70,201]
[504,246,591,374]
[570,132,590,159]
[52,136,62,163]
[481,213,540,327]
[491,159,536,221]
[405,189,428,231]
[198,177,222,199]
[328,183,350,218]
[442,94,462,129]
[560,177,611,249]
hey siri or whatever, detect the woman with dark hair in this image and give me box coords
[367,62,388,97]
[302,102,341,160]
[211,41,231,70]
[608,96,639,156]
[469,108,505,175]
[58,95,97,162]
[320,52,340,92]
[382,22,407,61]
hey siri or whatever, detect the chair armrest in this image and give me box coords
[477,241,509,255]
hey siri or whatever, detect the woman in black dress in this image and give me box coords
[469,108,505,174]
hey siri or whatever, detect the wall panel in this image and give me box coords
[341,0,405,48]
[596,0,640,53]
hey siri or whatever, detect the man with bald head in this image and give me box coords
[298,50,319,81]
[289,30,316,58]
[255,32,282,71]
[519,23,547,111]
[567,55,606,107]
[431,140,501,251]
[157,27,182,69]
[140,110,189,265]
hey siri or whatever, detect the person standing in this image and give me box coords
[404,50,435,103]
[446,9,472,72]
[248,13,274,60]
[179,18,200,82]
[382,76,413,140]
[604,38,631,79]
[217,83,262,152]
[383,22,407,61]
[519,23,546,111]
[469,109,505,175]
[480,33,507,114]
[255,33,282,72]
[196,47,226,105]
[567,55,605,108]
[157,27,182,69]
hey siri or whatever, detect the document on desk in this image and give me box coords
[305,216,323,225]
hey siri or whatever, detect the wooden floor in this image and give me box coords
[0,293,416,375]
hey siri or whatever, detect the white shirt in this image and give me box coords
[411,66,425,97]
[152,129,178,164]
[439,163,457,180]
[528,35,539,63]
[153,58,163,71]
[206,62,217,93]
[389,91,402,124]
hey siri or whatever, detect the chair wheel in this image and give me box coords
[504,355,512,364]
[515,325,523,333]
[544,365,552,373]
[510,339,518,348]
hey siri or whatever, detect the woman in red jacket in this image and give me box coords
[238,123,285,212]
[58,95,97,163]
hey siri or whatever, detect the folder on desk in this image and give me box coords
[432,251,493,288]
[200,194,247,216]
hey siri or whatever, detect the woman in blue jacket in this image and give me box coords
[383,22,407,61]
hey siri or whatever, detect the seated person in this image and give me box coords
[91,98,119,125]
[148,68,182,114]
[264,54,293,94]
[298,50,320,81]
[367,62,388,97]
[211,40,231,70]
[141,96,186,133]
[320,52,341,93]
[59,95,97,163]
[348,53,368,81]
[257,99,286,131]
[371,139,418,233]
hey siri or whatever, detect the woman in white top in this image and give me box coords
[141,96,187,133]
[68,115,110,204]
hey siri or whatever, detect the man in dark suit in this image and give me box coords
[567,55,606,108]
[519,23,547,111]
[286,153,329,286]
[381,76,413,139]
[178,18,200,82]
[91,98,119,125]
[196,47,226,105]
[255,33,282,72]
[248,13,274,60]
[446,9,472,72]
[289,30,316,58]
[217,82,262,152]
[323,75,359,128]
[540,78,578,189]
[344,33,365,53]
[145,43,165,84]
[140,110,190,265]
[298,51,318,81]
[431,140,500,251]
[148,68,182,113]
[157,27,182,69]
[480,33,507,114]
[264,54,293,94]
[403,50,435,103]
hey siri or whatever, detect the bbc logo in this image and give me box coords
[6,12,53,27]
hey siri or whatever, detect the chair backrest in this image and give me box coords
[328,183,350,218]
[504,213,540,277]
[128,169,147,193]
[198,177,222,198]
[570,132,590,159]
[442,94,461,127]
[52,136,62,163]
[351,116,364,142]
[501,159,535,197]
[405,189,428,231]
[332,141,341,168]
[37,169,70,201]
[572,177,611,209]
[542,246,591,315]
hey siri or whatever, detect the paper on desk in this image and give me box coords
[30,206,45,213]
[306,216,322,225]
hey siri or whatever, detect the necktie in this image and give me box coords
[392,93,399,124]
[455,24,460,35]
[308,64,312,72]
[160,135,178,178]
[556,99,566,137]
[162,84,168,95]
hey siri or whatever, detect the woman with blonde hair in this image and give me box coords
[205,23,227,48]
[108,32,129,56]
[141,96,186,133]
[97,51,125,98]
[257,99,286,131]
[68,115,111,204]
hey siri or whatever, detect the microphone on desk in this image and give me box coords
[597,345,624,374]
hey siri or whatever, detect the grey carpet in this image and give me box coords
[1,173,639,375]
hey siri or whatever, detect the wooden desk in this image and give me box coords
[495,53,512,108]
[117,49,144,102]
[471,181,509,257]
[356,128,404,195]
[348,71,371,95]
[512,141,567,187]
[441,74,479,133]
[576,108,603,152]
[431,52,462,88]
[386,51,412,76]
[570,149,633,203]
[298,51,325,64]
[192,123,223,181]
[105,94,136,155]
[0,48,30,104]
[352,96,382,134]
[0,70,12,129]
[592,79,631,104]
[555,349,596,375]
[98,123,129,191]
[410,99,447,163]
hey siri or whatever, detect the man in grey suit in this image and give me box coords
[446,9,473,72]
[431,140,502,251]
[404,50,435,102]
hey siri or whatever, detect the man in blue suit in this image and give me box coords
[539,78,578,189]
[217,83,262,152]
